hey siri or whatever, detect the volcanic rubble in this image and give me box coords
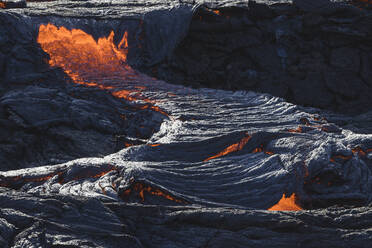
[0,0,372,247]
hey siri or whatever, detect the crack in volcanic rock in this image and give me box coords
[1,0,372,247]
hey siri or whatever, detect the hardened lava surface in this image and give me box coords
[1,1,372,247]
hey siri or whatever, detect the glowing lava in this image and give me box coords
[288,126,303,133]
[37,24,168,117]
[330,155,352,163]
[120,182,187,204]
[0,2,5,8]
[204,133,251,162]
[213,10,220,15]
[38,24,129,84]
[268,193,302,211]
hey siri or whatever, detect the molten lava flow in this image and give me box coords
[37,24,169,117]
[120,182,187,204]
[0,2,5,8]
[330,155,352,163]
[112,90,138,102]
[138,104,169,117]
[288,126,303,133]
[69,166,117,182]
[351,147,371,157]
[213,10,220,15]
[268,193,303,211]
[352,0,372,7]
[37,24,129,84]
[0,172,63,188]
[148,143,161,147]
[204,133,251,162]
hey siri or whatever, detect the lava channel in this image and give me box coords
[37,23,168,117]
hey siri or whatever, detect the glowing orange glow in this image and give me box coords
[330,155,352,163]
[213,10,220,15]
[352,147,367,157]
[0,172,63,188]
[37,24,129,85]
[37,24,168,117]
[204,133,251,162]
[268,193,302,211]
[252,144,274,155]
[112,90,138,102]
[0,2,5,8]
[124,142,133,148]
[353,0,372,4]
[148,144,161,147]
[288,126,303,133]
[252,147,263,153]
[121,182,187,204]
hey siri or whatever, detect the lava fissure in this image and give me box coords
[204,133,251,162]
[120,181,188,204]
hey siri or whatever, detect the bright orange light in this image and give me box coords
[204,133,251,162]
[213,10,220,15]
[288,126,303,133]
[268,193,302,211]
[148,144,161,147]
[121,182,187,204]
[330,155,352,163]
[37,24,129,85]
[37,24,168,117]
[0,2,5,8]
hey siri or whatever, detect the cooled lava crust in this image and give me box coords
[0,1,372,247]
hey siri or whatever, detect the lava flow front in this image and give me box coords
[38,24,130,83]
[37,23,168,116]
[268,194,303,211]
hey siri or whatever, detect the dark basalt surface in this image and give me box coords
[144,0,372,115]
[0,0,372,247]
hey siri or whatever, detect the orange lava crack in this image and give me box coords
[204,133,252,162]
[268,193,303,211]
[120,182,188,204]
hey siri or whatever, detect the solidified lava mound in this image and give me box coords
[1,0,372,247]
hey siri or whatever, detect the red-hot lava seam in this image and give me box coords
[148,143,161,147]
[204,133,252,162]
[0,165,117,188]
[60,166,118,184]
[352,147,372,157]
[204,133,275,162]
[330,155,352,163]
[352,0,372,7]
[0,171,63,188]
[252,144,274,155]
[120,182,188,204]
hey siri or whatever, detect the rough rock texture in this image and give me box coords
[140,0,372,114]
[0,11,166,170]
[0,0,372,247]
[0,189,372,248]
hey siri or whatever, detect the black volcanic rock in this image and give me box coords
[136,1,372,115]
[0,0,26,9]
[0,1,372,247]
[330,47,360,73]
